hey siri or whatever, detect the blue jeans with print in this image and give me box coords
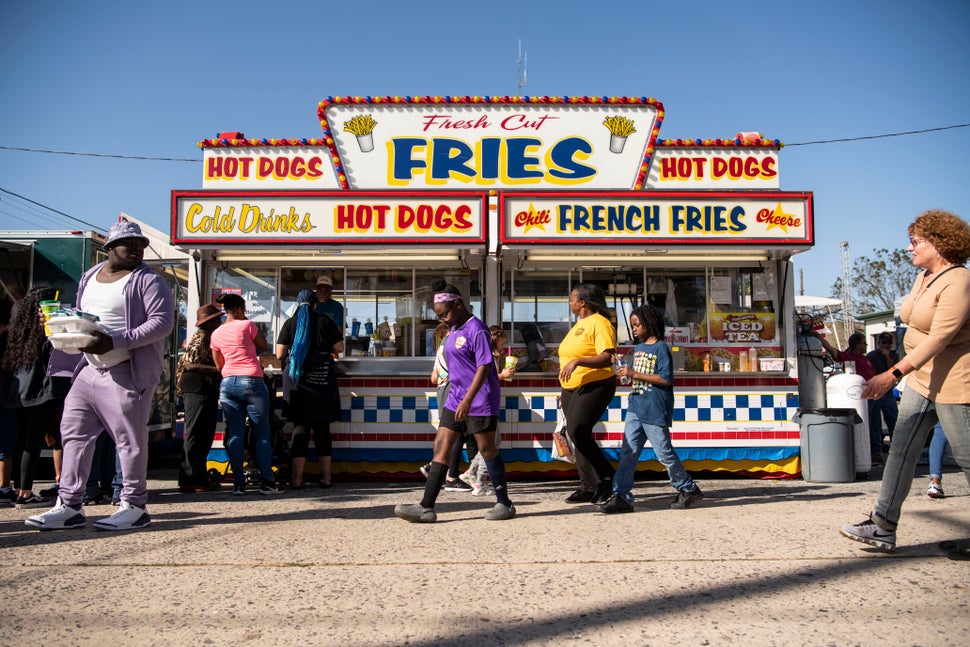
[928,423,950,481]
[219,376,276,487]
[613,411,696,503]
[873,388,970,530]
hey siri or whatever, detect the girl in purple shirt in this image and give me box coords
[394,281,514,523]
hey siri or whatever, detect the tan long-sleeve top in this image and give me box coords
[899,265,970,403]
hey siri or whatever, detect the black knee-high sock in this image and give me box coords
[484,455,511,507]
[420,461,448,508]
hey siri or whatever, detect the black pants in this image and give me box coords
[290,420,333,458]
[179,390,219,487]
[13,400,63,492]
[448,432,479,479]
[561,377,616,491]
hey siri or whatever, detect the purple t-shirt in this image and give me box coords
[443,315,500,417]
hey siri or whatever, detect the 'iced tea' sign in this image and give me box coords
[706,312,777,343]
[318,96,663,190]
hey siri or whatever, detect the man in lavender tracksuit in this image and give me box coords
[27,219,174,531]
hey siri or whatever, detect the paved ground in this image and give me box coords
[1,465,969,646]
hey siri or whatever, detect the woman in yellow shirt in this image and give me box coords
[558,283,618,505]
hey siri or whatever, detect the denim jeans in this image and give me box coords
[869,391,898,454]
[613,411,695,503]
[873,388,970,530]
[928,423,951,480]
[219,376,276,487]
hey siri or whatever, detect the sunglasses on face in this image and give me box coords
[435,303,453,321]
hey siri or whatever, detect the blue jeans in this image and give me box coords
[873,388,970,530]
[613,411,696,503]
[219,376,275,487]
[928,423,950,480]
[869,391,898,454]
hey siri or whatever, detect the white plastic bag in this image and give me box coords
[550,404,574,463]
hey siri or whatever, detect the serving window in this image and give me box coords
[501,262,783,373]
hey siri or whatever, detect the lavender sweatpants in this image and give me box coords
[58,364,154,507]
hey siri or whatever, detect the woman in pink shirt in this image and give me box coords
[209,294,280,495]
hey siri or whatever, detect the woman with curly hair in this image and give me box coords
[841,209,970,555]
[1,286,74,508]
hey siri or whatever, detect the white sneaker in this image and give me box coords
[458,471,474,486]
[471,483,493,497]
[92,501,152,531]
[25,498,86,531]
[839,518,896,552]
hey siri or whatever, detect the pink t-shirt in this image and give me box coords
[210,319,263,377]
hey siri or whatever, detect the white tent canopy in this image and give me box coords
[794,295,845,347]
[794,295,843,310]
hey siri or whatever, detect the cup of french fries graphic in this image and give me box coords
[603,115,636,153]
[344,114,378,152]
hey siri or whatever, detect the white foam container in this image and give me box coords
[48,332,97,353]
[46,315,99,335]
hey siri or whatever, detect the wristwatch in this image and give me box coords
[891,367,904,382]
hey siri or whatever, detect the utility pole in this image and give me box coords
[516,39,527,93]
[840,241,853,346]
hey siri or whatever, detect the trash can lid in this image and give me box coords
[796,407,858,416]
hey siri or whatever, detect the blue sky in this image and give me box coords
[1,0,967,300]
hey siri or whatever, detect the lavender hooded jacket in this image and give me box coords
[54,261,175,393]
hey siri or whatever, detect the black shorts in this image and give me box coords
[439,408,498,436]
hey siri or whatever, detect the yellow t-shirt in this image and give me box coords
[558,313,616,390]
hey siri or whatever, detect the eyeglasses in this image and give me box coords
[909,237,928,247]
[879,340,892,345]
[435,303,453,321]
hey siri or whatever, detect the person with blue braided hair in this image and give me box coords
[276,288,344,489]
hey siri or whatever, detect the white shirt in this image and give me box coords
[81,273,131,368]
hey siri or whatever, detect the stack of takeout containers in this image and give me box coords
[45,311,101,354]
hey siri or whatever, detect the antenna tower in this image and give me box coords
[516,39,527,93]
[840,241,854,344]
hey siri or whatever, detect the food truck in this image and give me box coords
[174,96,812,480]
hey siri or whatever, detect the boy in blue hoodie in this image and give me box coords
[602,304,703,513]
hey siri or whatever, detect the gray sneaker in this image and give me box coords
[840,518,896,553]
[25,498,87,531]
[484,502,516,521]
[669,487,704,509]
[394,503,437,523]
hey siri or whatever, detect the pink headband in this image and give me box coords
[434,293,462,303]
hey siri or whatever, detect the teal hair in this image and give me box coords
[288,288,314,382]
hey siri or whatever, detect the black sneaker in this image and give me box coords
[600,494,634,514]
[258,482,282,495]
[38,484,59,498]
[419,463,431,478]
[564,489,595,504]
[231,485,246,496]
[590,479,614,505]
[444,478,472,492]
[0,489,17,505]
[15,493,49,509]
[669,487,704,509]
